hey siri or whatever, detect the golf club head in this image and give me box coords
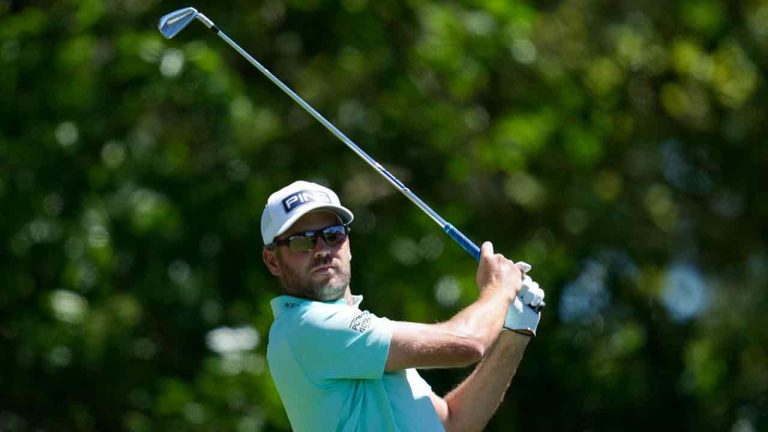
[158,7,199,39]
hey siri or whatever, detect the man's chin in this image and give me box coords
[309,278,347,301]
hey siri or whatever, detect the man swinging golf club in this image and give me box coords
[158,9,545,429]
[262,180,544,431]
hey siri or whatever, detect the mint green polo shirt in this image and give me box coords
[267,295,445,432]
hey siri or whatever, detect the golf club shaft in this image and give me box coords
[193,14,482,261]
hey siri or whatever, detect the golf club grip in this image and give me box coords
[443,224,546,310]
[443,224,481,261]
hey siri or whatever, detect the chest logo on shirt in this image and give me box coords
[349,311,372,333]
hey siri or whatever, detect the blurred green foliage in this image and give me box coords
[2,0,767,430]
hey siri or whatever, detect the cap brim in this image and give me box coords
[267,203,354,245]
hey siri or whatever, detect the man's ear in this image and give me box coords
[262,247,282,277]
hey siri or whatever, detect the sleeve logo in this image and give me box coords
[349,311,372,333]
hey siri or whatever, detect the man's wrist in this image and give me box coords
[503,298,541,336]
[480,283,515,305]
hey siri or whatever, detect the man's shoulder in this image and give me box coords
[270,295,318,318]
[274,297,305,312]
[272,299,388,341]
[271,296,354,327]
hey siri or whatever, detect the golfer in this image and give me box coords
[262,180,543,431]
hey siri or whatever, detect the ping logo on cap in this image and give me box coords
[282,190,332,213]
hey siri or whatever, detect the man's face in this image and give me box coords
[262,211,352,301]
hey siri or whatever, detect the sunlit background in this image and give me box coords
[2,0,767,430]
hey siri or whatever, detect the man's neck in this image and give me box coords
[342,288,355,306]
[281,286,353,304]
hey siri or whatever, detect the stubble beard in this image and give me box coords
[279,257,351,301]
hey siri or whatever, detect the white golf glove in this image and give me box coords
[519,275,545,308]
[503,262,544,336]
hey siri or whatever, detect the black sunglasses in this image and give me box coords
[268,224,350,253]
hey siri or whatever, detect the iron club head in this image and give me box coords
[158,7,199,39]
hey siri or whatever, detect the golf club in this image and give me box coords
[158,7,544,310]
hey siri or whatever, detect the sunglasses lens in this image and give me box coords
[323,226,347,245]
[288,236,315,252]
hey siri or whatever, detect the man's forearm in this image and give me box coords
[440,331,530,432]
[385,286,514,371]
[443,285,512,353]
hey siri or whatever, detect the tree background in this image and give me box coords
[1,0,767,430]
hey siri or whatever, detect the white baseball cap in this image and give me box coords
[261,180,354,245]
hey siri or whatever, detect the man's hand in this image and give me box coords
[385,242,525,371]
[519,276,545,309]
[515,262,544,309]
[504,274,544,336]
[476,242,522,302]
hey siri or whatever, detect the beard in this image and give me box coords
[277,254,351,301]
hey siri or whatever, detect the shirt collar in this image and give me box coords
[270,294,364,317]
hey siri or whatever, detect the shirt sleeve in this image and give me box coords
[288,303,393,381]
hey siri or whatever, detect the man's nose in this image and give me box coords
[312,236,333,256]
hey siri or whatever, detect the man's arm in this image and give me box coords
[384,242,521,371]
[429,331,530,432]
